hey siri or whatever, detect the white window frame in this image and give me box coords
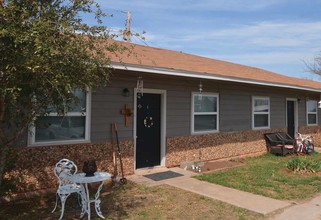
[252,96,270,130]
[306,100,318,126]
[191,92,219,134]
[28,91,91,146]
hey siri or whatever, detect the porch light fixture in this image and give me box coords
[318,100,321,108]
[136,76,143,96]
[122,88,130,97]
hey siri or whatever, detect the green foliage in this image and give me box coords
[0,0,141,188]
[0,0,129,146]
[286,156,321,173]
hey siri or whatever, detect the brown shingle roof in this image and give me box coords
[109,40,321,91]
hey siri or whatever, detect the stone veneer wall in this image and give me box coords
[4,140,133,193]
[166,128,286,167]
[5,127,320,193]
[165,127,321,168]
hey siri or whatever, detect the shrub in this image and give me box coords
[286,156,321,173]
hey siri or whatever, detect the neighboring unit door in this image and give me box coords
[136,93,161,169]
[287,100,295,138]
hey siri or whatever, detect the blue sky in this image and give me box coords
[89,0,321,80]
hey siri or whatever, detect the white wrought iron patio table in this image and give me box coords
[68,172,111,220]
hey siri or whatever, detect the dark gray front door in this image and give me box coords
[287,100,295,138]
[136,93,161,169]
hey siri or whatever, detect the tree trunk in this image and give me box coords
[0,95,7,144]
[0,144,9,187]
[0,95,9,187]
[0,95,30,188]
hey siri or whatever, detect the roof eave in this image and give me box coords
[110,62,321,93]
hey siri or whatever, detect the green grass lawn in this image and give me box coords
[195,152,321,200]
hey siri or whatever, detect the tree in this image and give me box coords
[0,0,127,187]
[308,55,321,76]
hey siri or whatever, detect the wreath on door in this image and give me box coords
[144,116,154,128]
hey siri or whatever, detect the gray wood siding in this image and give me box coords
[270,94,286,128]
[90,70,321,142]
[219,85,252,131]
[298,100,306,125]
[91,76,136,142]
[219,84,291,131]
[167,90,191,136]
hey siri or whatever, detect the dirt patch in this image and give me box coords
[280,167,321,177]
[189,158,246,174]
[203,159,245,173]
[0,182,266,220]
[104,183,264,220]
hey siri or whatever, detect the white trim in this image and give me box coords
[133,88,167,170]
[111,62,321,93]
[85,91,91,141]
[28,90,91,147]
[252,96,270,130]
[306,100,318,126]
[191,92,219,134]
[286,98,298,136]
[133,90,137,169]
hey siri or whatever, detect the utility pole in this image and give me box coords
[123,11,131,42]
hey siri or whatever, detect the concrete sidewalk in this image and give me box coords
[269,196,321,220]
[128,167,292,216]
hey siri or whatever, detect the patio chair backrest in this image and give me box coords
[264,133,280,142]
[277,132,293,140]
[53,158,78,186]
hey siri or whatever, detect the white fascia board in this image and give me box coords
[110,62,321,93]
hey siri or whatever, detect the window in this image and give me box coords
[192,93,219,133]
[29,90,91,146]
[252,96,270,129]
[307,100,317,125]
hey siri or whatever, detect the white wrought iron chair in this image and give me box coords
[52,158,85,220]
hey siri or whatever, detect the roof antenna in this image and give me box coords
[123,11,131,42]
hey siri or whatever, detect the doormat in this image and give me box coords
[143,171,184,181]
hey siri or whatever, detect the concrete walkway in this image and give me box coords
[128,167,292,216]
[269,196,321,220]
[167,177,291,215]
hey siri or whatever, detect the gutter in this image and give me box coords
[110,62,321,93]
